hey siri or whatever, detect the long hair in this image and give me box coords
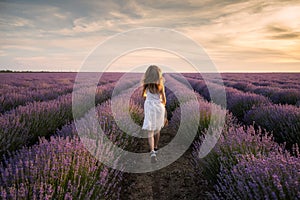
[142,65,165,99]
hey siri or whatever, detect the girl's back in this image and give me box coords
[145,89,161,102]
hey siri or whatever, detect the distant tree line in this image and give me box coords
[0,70,14,73]
[0,70,61,73]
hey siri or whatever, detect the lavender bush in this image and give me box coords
[0,81,125,156]
[185,77,271,120]
[192,125,282,184]
[244,104,300,148]
[0,86,73,113]
[167,74,204,106]
[211,150,300,200]
[255,87,300,105]
[226,91,270,121]
[169,98,228,145]
[224,81,256,92]
[223,79,300,106]
[0,72,126,114]
[0,136,123,200]
[217,73,300,90]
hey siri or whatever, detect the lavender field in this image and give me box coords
[0,72,299,200]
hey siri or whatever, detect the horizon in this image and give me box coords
[1,69,300,74]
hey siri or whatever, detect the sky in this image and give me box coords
[0,0,300,72]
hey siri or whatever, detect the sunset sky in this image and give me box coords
[0,0,300,72]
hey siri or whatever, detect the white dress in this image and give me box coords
[142,89,165,131]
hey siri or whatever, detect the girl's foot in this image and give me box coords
[150,150,157,163]
[154,147,158,154]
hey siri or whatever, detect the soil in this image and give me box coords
[120,127,213,200]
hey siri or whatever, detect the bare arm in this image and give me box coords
[161,87,166,106]
[142,88,147,99]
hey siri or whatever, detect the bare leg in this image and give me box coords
[148,131,155,151]
[154,130,160,149]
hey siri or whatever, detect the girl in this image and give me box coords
[141,65,166,163]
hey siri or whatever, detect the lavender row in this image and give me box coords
[59,81,144,143]
[175,74,260,116]
[181,74,300,148]
[0,72,126,113]
[192,125,300,199]
[212,150,300,199]
[165,74,230,147]
[184,77,270,119]
[218,80,300,106]
[183,73,300,89]
[0,136,123,199]
[55,83,146,197]
[220,73,300,89]
[244,104,300,148]
[0,78,139,156]
[184,76,300,147]
[0,86,74,113]
[57,83,145,154]
[164,74,206,118]
[0,72,76,90]
[0,72,125,89]
[0,81,145,199]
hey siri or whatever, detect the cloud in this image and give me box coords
[270,33,300,39]
[264,24,300,40]
[266,25,290,33]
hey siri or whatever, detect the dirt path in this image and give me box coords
[120,127,212,200]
